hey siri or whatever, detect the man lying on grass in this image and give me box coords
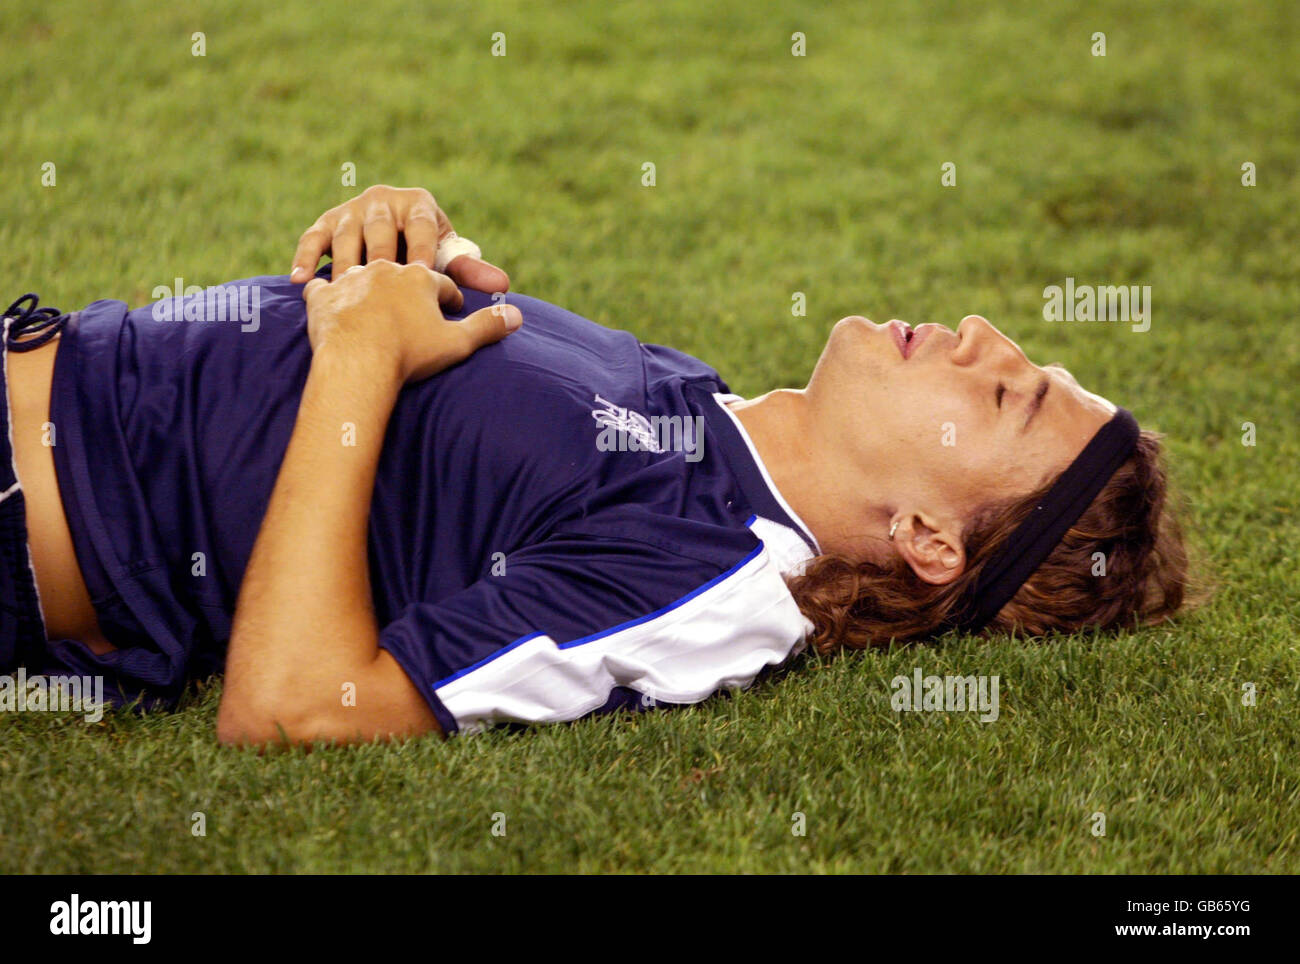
[0,185,1191,744]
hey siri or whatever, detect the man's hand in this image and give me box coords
[289,184,510,294]
[302,260,522,385]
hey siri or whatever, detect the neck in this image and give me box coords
[727,390,891,562]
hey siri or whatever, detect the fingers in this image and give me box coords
[363,201,399,265]
[305,262,462,311]
[290,219,334,283]
[402,202,444,272]
[393,199,508,293]
[330,212,365,277]
[427,267,465,313]
[290,188,507,294]
[457,302,523,352]
[444,255,511,293]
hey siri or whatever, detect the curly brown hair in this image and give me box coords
[786,430,1194,654]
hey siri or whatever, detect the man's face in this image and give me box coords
[805,314,1116,523]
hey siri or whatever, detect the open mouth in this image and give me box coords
[894,322,939,360]
[890,320,915,359]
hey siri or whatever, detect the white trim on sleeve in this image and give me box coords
[435,540,812,734]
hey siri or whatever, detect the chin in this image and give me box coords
[835,314,874,330]
[826,315,878,353]
[809,316,889,392]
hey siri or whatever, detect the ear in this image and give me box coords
[892,511,966,586]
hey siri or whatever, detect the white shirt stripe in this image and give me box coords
[436,536,813,734]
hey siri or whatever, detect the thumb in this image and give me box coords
[459,302,523,348]
[445,255,510,293]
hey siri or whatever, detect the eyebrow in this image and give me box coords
[1022,378,1050,432]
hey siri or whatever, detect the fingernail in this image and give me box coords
[503,306,523,332]
[290,266,306,282]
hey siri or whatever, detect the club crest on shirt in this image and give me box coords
[591,394,664,453]
[590,394,707,462]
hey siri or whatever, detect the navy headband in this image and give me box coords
[947,407,1140,634]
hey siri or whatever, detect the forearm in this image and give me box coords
[219,344,433,743]
[229,342,396,665]
[215,257,515,745]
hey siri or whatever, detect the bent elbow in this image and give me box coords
[215,690,312,747]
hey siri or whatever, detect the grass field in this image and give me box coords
[1,0,1297,873]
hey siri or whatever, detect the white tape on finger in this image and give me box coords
[434,233,483,272]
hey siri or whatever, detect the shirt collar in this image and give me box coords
[692,385,821,556]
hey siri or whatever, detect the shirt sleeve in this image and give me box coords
[376,529,812,735]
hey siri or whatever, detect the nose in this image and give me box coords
[953,314,1031,372]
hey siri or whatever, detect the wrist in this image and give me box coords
[309,336,404,391]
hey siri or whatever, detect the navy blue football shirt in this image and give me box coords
[36,271,820,733]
